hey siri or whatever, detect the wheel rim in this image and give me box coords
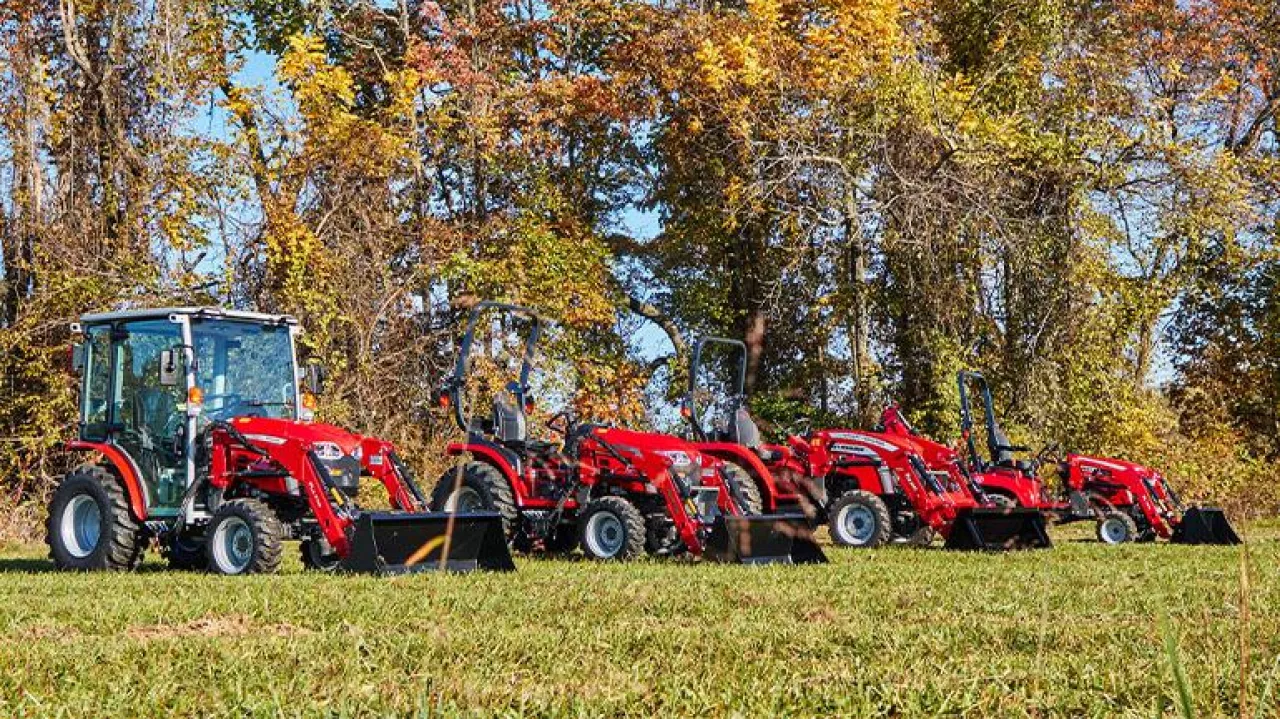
[447,487,484,513]
[837,504,876,545]
[212,517,254,573]
[585,511,625,558]
[60,494,102,558]
[1100,517,1128,544]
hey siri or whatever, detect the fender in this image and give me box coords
[694,442,794,510]
[974,468,1042,507]
[65,440,148,521]
[445,439,524,496]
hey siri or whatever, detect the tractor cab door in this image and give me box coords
[81,318,190,515]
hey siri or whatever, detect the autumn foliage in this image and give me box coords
[1,0,1278,534]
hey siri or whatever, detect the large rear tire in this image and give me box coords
[430,462,528,550]
[722,461,764,515]
[1096,511,1137,545]
[828,490,892,548]
[205,499,283,575]
[578,497,645,561]
[45,465,146,571]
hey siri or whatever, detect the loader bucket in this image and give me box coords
[943,507,1053,551]
[1172,507,1241,545]
[340,511,515,574]
[703,514,828,565]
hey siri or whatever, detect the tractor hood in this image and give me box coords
[1070,454,1157,480]
[226,415,365,456]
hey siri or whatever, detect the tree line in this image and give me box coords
[1,0,1277,523]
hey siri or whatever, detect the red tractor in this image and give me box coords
[957,370,1240,545]
[682,337,1050,551]
[428,303,825,564]
[46,307,512,575]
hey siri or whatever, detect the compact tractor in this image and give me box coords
[428,303,825,564]
[46,307,512,575]
[682,337,1051,551]
[957,370,1240,545]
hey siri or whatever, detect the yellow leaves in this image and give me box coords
[277,34,418,178]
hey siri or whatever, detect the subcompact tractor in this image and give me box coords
[682,337,1050,551]
[46,307,512,575]
[429,303,825,564]
[957,370,1240,545]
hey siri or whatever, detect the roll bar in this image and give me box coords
[686,337,747,442]
[957,370,1029,468]
[443,301,545,431]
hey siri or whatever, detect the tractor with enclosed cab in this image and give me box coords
[46,307,512,575]
[682,337,1051,551]
[955,370,1240,545]
[429,303,825,564]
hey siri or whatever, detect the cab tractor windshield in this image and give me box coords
[191,318,298,420]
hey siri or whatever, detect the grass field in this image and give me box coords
[1,523,1277,718]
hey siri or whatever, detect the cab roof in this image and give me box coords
[78,306,298,327]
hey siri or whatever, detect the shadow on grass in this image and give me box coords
[0,558,176,573]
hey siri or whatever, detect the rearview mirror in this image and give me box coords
[159,349,180,386]
[69,344,86,376]
[305,361,326,395]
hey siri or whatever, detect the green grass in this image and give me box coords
[1,523,1277,718]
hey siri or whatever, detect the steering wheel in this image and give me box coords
[1037,441,1063,465]
[546,410,575,436]
[787,417,812,439]
[200,393,243,419]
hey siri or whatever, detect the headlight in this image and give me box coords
[314,442,344,461]
[352,446,363,461]
[655,450,694,469]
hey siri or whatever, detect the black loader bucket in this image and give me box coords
[703,514,828,565]
[341,511,515,574]
[1172,507,1241,545]
[944,507,1053,551]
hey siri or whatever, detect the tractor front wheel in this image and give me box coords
[45,465,146,571]
[828,490,892,548]
[300,534,341,572]
[162,532,207,571]
[578,497,646,561]
[205,499,283,575]
[1096,511,1137,545]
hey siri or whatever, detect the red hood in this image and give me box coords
[818,428,958,465]
[595,426,710,468]
[227,416,364,454]
[1070,453,1157,478]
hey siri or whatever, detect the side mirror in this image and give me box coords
[159,349,181,386]
[305,361,326,395]
[69,343,86,376]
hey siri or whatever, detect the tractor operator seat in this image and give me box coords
[723,405,783,463]
[492,394,528,445]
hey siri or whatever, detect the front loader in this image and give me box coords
[46,307,512,575]
[428,303,824,565]
[682,337,1049,551]
[956,370,1240,545]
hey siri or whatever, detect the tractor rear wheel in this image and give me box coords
[828,490,892,548]
[722,461,764,514]
[1096,511,1137,545]
[45,465,146,571]
[430,462,528,551]
[578,497,645,561]
[206,499,283,575]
